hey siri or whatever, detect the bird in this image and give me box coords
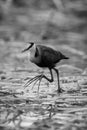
[22,42,69,93]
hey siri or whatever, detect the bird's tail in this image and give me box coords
[61,54,69,60]
[64,55,69,59]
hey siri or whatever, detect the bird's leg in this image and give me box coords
[32,69,54,92]
[53,68,64,93]
[41,69,54,83]
[34,69,53,91]
[23,69,53,89]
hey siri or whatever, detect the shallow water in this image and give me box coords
[0,41,87,130]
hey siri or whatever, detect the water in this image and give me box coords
[0,41,87,130]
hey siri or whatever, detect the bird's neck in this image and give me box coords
[29,44,41,64]
[29,43,35,52]
[29,44,36,59]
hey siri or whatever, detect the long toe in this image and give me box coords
[31,76,42,90]
[24,75,43,88]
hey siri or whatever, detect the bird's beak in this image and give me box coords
[22,46,31,53]
[22,42,34,53]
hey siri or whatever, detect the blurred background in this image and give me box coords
[0,0,87,71]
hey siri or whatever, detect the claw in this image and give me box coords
[57,88,64,93]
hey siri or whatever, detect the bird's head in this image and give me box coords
[22,42,35,53]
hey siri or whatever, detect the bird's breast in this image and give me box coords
[29,51,41,65]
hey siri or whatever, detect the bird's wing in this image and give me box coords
[37,45,60,63]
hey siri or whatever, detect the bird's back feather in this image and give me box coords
[35,45,68,68]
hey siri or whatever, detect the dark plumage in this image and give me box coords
[22,42,69,93]
[35,45,68,68]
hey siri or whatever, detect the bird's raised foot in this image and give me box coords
[23,74,43,88]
